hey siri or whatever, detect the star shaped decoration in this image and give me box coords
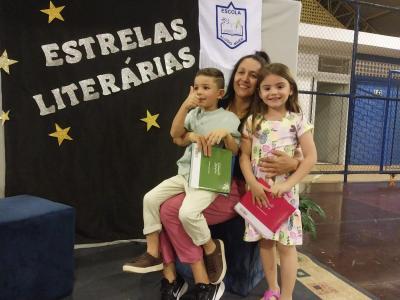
[0,110,10,126]
[49,123,73,146]
[40,1,65,23]
[0,50,18,74]
[140,110,160,131]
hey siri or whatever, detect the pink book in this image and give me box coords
[234,178,295,237]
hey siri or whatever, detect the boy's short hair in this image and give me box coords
[195,68,225,89]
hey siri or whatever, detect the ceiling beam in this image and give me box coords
[336,11,354,19]
[364,10,391,21]
[316,0,378,33]
[333,1,342,14]
[345,15,355,28]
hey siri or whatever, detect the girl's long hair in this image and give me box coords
[251,63,301,132]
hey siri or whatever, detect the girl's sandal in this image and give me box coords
[263,289,281,300]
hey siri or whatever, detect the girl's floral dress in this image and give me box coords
[241,112,313,245]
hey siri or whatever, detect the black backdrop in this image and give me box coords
[0,0,199,241]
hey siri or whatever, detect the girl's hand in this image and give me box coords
[249,181,271,207]
[206,129,229,146]
[270,181,292,197]
[188,132,211,157]
[183,86,199,110]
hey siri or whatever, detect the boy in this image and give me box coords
[123,68,240,285]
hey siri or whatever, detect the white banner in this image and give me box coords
[262,0,301,75]
[199,0,262,83]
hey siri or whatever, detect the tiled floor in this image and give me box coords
[300,182,400,300]
[68,181,399,299]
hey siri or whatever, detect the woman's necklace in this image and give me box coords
[227,102,249,119]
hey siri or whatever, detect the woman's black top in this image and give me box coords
[219,98,246,181]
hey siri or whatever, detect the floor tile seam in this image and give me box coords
[75,239,146,249]
[316,216,400,225]
[361,279,400,287]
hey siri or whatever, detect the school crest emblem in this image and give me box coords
[216,2,247,49]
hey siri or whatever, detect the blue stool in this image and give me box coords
[177,216,263,297]
[0,195,75,300]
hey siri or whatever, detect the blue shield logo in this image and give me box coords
[216,2,247,49]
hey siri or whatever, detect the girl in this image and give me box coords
[239,63,317,300]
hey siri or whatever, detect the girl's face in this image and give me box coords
[258,74,293,111]
[233,58,262,99]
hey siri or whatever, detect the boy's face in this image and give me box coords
[193,75,224,111]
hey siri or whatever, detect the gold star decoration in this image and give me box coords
[40,1,65,23]
[0,110,10,126]
[0,50,18,74]
[49,123,73,146]
[140,110,160,131]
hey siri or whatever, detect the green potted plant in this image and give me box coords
[299,195,326,239]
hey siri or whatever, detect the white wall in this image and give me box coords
[262,0,301,75]
[299,23,400,59]
[297,52,318,123]
[297,44,350,165]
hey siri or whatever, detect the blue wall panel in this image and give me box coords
[350,78,400,166]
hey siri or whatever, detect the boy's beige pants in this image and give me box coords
[142,175,217,246]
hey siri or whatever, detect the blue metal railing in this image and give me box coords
[299,0,400,181]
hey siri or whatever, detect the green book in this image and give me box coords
[189,144,233,194]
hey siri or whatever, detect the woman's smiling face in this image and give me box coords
[233,58,262,99]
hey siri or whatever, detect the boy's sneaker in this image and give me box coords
[204,239,226,284]
[122,252,163,273]
[183,282,225,300]
[160,275,188,300]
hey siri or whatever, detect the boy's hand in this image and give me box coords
[206,129,229,146]
[249,181,271,207]
[188,132,212,157]
[270,182,292,197]
[183,86,199,110]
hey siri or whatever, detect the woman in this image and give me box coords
[157,52,300,300]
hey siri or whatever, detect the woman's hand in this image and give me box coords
[183,86,199,111]
[258,150,300,177]
[270,181,292,197]
[188,132,212,157]
[206,129,229,146]
[249,180,271,207]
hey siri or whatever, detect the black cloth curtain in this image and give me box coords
[1,0,200,241]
